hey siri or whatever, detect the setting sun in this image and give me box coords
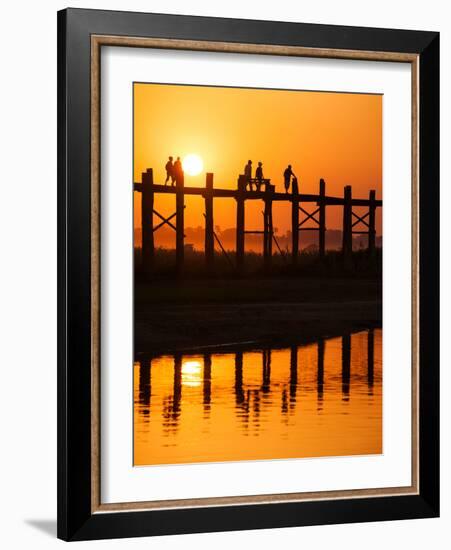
[183,153,203,176]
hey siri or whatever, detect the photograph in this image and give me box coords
[133,82,383,466]
[52,5,440,542]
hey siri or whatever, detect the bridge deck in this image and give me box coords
[133,182,382,207]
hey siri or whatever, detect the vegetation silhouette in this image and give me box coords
[134,246,382,280]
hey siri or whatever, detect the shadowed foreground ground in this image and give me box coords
[135,277,381,356]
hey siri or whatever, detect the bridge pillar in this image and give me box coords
[141,168,154,274]
[263,184,274,271]
[291,178,299,265]
[342,185,353,260]
[319,178,326,259]
[204,173,214,271]
[176,172,185,274]
[236,175,246,273]
[368,189,376,256]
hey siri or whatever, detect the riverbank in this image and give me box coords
[134,277,381,356]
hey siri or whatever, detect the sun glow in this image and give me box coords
[182,154,203,176]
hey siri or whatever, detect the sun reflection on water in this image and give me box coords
[181,360,202,387]
[134,330,383,465]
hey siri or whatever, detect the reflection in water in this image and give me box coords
[342,334,351,401]
[235,352,244,405]
[317,339,324,409]
[181,360,202,388]
[203,354,212,416]
[368,329,374,392]
[134,329,382,465]
[137,359,151,421]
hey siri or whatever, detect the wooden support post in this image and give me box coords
[342,185,353,259]
[141,169,154,274]
[236,175,246,273]
[291,178,299,265]
[341,334,351,400]
[368,189,376,256]
[319,178,326,259]
[263,204,268,264]
[176,172,185,273]
[268,189,273,260]
[263,185,274,271]
[204,173,214,270]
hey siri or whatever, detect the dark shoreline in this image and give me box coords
[134,277,381,357]
[135,319,381,359]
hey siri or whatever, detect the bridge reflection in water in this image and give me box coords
[134,329,382,466]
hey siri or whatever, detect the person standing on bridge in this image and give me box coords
[283,164,296,193]
[244,160,253,190]
[164,156,175,186]
[173,156,183,185]
[255,162,264,191]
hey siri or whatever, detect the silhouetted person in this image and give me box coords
[173,156,183,185]
[164,156,175,185]
[244,160,253,190]
[255,162,264,191]
[284,164,295,193]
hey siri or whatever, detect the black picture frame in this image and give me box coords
[57,7,439,541]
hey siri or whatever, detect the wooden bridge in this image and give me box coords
[134,168,382,273]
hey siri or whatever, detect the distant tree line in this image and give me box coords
[134,226,382,252]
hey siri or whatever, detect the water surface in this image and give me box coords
[134,329,382,465]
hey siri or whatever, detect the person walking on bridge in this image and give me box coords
[164,156,175,186]
[244,160,253,190]
[283,164,296,193]
[255,162,264,191]
[173,156,183,185]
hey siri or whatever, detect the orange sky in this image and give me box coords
[134,83,382,236]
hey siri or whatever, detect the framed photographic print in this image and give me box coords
[57,8,439,541]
